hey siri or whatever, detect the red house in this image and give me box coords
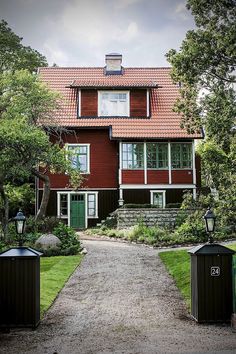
[37,53,202,229]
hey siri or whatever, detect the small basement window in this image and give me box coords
[98,91,129,117]
[150,190,166,208]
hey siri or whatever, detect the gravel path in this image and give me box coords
[0,239,236,354]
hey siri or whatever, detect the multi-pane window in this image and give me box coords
[87,193,96,217]
[122,143,144,169]
[99,91,129,117]
[147,143,168,169]
[171,143,192,169]
[67,144,89,173]
[152,192,165,208]
[60,194,68,216]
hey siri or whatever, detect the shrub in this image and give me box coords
[26,216,61,234]
[122,204,159,209]
[53,222,81,254]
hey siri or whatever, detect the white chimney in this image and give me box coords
[105,53,123,75]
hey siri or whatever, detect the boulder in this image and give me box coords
[35,233,61,251]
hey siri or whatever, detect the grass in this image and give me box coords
[159,242,236,310]
[40,255,83,317]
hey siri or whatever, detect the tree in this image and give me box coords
[166,0,236,134]
[0,22,82,239]
[0,117,82,240]
[0,20,47,73]
[166,0,236,231]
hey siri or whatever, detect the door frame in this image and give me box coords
[70,193,86,229]
[57,191,99,228]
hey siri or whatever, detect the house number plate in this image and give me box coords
[211,266,220,276]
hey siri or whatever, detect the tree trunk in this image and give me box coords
[32,169,50,221]
[0,184,9,241]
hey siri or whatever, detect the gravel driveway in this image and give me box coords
[0,238,236,354]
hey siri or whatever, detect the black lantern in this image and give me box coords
[203,208,216,243]
[14,210,26,246]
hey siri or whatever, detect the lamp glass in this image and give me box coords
[16,220,24,234]
[206,218,215,233]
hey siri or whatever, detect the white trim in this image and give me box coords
[121,184,195,189]
[57,191,99,228]
[57,192,60,217]
[98,90,130,117]
[65,143,90,174]
[146,89,150,117]
[78,89,81,117]
[168,142,172,184]
[119,141,122,185]
[193,188,197,200]
[144,142,147,184]
[192,141,196,185]
[38,188,118,191]
[118,188,124,206]
[87,191,99,219]
[150,190,166,208]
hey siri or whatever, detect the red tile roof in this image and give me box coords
[38,67,202,139]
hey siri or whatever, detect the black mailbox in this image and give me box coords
[188,243,235,323]
[0,247,42,329]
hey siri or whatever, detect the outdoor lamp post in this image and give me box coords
[203,208,216,243]
[14,210,26,247]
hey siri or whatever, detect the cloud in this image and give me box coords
[43,40,69,65]
[175,2,189,21]
[114,0,144,9]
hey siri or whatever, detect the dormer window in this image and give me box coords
[98,90,129,117]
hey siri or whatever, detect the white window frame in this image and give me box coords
[87,192,98,219]
[66,143,90,174]
[146,142,169,170]
[121,142,144,170]
[150,190,166,208]
[98,90,130,117]
[170,142,193,170]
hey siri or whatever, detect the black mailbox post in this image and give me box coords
[0,247,42,329]
[188,243,235,323]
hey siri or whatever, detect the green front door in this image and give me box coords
[70,194,85,229]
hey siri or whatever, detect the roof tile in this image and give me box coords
[38,67,202,139]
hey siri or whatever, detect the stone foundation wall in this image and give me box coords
[115,208,181,229]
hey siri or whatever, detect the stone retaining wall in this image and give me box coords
[115,208,181,229]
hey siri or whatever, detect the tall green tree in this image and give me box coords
[0,117,82,240]
[166,0,236,229]
[0,20,47,73]
[0,22,82,239]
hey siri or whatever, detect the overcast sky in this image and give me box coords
[1,0,195,67]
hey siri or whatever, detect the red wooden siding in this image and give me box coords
[81,90,97,117]
[171,170,193,184]
[122,170,144,184]
[130,89,147,117]
[147,170,168,184]
[39,129,118,189]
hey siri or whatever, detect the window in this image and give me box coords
[67,144,90,173]
[151,191,166,208]
[87,193,97,218]
[122,143,144,169]
[171,143,192,169]
[147,143,168,169]
[98,91,129,117]
[60,194,68,217]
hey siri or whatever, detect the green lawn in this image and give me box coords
[159,243,236,310]
[40,255,83,317]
